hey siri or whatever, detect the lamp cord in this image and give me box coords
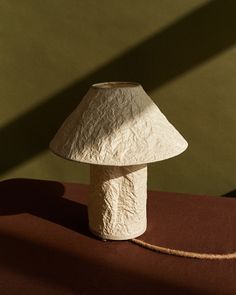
[130,238,236,260]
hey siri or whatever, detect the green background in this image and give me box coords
[1,0,235,196]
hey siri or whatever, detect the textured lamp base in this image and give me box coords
[89,164,147,240]
[89,227,147,241]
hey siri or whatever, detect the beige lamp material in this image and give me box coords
[89,164,147,240]
[50,82,188,240]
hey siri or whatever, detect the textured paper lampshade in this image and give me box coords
[50,82,188,240]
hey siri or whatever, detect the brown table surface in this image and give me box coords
[0,178,235,295]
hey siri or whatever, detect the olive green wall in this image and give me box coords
[1,0,235,196]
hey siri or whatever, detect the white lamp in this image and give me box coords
[50,82,188,240]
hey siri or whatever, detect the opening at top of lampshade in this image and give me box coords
[92,81,140,89]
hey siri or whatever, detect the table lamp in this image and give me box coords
[50,82,188,240]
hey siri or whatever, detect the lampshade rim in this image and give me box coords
[49,142,188,167]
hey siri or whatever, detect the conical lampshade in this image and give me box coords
[50,82,187,165]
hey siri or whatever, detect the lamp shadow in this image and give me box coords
[0,178,210,294]
[222,189,236,198]
[0,178,92,238]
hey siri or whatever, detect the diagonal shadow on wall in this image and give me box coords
[1,0,236,175]
[222,189,236,198]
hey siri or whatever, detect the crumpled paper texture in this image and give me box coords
[50,84,188,165]
[89,164,147,240]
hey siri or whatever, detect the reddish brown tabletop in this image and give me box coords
[0,178,235,295]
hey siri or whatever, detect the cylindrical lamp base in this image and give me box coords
[89,164,147,240]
